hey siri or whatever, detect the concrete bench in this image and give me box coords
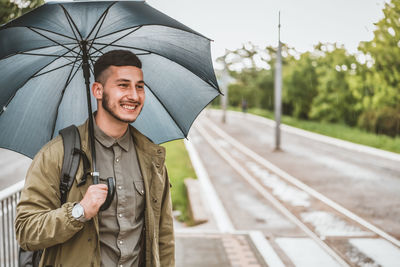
[184,178,208,225]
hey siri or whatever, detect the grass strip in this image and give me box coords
[227,106,400,154]
[162,139,197,223]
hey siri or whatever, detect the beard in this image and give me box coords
[102,91,142,123]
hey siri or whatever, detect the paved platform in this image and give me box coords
[176,232,268,267]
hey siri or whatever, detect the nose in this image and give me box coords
[128,87,139,101]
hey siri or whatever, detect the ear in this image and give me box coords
[92,82,103,100]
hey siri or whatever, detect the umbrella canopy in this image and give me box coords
[0,0,220,159]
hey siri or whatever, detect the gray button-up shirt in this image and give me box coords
[93,120,145,267]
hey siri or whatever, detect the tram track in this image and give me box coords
[194,116,400,267]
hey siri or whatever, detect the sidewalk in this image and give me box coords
[173,139,272,267]
[176,231,268,267]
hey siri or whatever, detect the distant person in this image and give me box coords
[241,98,248,113]
[15,50,175,266]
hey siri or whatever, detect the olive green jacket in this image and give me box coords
[15,121,175,267]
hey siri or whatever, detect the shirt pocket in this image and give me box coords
[133,179,145,221]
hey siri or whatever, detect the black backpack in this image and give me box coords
[18,125,90,267]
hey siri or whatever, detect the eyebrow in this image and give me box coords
[115,79,144,84]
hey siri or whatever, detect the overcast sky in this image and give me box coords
[146,0,387,61]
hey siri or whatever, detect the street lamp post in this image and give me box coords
[274,12,282,151]
[220,68,231,123]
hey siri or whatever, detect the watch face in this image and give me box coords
[72,204,84,219]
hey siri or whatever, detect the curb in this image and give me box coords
[184,178,208,225]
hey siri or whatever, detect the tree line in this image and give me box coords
[217,0,400,137]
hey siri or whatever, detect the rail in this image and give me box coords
[0,181,24,267]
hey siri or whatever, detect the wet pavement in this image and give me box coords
[174,109,400,267]
[176,232,268,267]
[202,110,400,236]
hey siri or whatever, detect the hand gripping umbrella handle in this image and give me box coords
[99,177,115,211]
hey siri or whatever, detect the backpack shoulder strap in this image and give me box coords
[59,125,81,205]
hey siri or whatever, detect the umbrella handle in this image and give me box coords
[99,177,116,211]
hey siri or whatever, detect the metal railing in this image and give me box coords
[0,181,24,267]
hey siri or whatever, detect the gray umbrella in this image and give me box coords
[0,0,220,161]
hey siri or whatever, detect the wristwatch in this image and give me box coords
[71,203,88,222]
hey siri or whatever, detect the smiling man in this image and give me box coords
[15,50,175,267]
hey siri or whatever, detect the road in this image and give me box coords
[182,109,400,267]
[201,109,400,236]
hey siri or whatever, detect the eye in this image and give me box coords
[137,84,144,90]
[119,83,129,88]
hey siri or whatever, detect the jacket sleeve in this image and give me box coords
[158,166,175,267]
[15,138,84,251]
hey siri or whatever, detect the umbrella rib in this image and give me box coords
[86,2,116,46]
[32,61,78,78]
[26,26,77,41]
[93,42,219,91]
[0,49,81,117]
[90,26,142,53]
[17,44,81,64]
[88,25,142,41]
[89,42,151,58]
[87,11,109,54]
[50,57,83,135]
[88,46,104,58]
[28,27,81,57]
[0,42,79,61]
[144,81,186,137]
[60,4,83,41]
[17,51,79,58]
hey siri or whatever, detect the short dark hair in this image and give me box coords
[94,50,142,83]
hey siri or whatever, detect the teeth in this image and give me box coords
[122,105,136,110]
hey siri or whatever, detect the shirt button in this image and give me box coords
[116,158,120,163]
[118,185,122,190]
[141,190,144,194]
[118,213,122,218]
[119,265,123,267]
[157,149,162,154]
[118,240,123,245]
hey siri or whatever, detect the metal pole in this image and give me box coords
[220,68,230,123]
[221,84,228,124]
[274,12,282,151]
[81,40,99,183]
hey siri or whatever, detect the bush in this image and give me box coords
[358,108,400,137]
[357,110,377,132]
[375,107,400,137]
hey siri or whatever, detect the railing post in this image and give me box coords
[0,181,24,267]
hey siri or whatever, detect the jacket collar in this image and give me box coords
[93,118,131,152]
[79,119,165,164]
[129,125,165,161]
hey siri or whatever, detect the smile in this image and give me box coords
[122,104,137,110]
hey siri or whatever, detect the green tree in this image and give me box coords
[308,43,359,125]
[217,43,269,108]
[0,0,43,25]
[283,51,318,119]
[356,0,400,135]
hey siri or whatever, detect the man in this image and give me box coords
[15,50,175,267]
